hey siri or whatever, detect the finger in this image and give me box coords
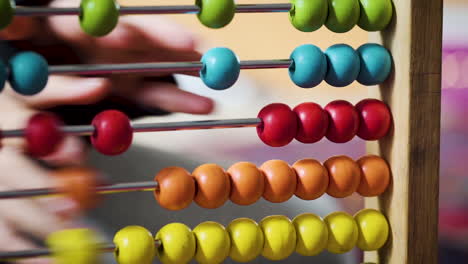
[0,221,51,264]
[10,76,112,109]
[133,81,214,114]
[41,136,88,166]
[0,17,40,40]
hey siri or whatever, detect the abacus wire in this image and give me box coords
[1,118,262,138]
[0,181,159,199]
[0,241,162,260]
[14,4,292,16]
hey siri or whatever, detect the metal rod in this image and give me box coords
[0,181,159,199]
[0,241,161,260]
[1,118,262,139]
[48,60,292,75]
[14,4,292,17]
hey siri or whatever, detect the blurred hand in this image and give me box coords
[0,0,214,262]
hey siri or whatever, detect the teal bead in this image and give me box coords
[325,0,360,33]
[0,0,14,30]
[196,0,235,29]
[79,0,120,37]
[289,0,328,32]
[289,44,327,88]
[358,0,393,31]
[200,47,240,90]
[357,43,392,85]
[9,52,49,95]
[0,60,7,92]
[325,44,360,87]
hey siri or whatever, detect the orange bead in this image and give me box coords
[228,162,265,205]
[293,159,329,200]
[193,164,231,209]
[324,156,361,198]
[154,167,195,211]
[260,160,297,203]
[52,167,101,211]
[357,155,391,196]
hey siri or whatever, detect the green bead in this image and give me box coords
[79,0,120,37]
[0,0,14,30]
[358,0,393,31]
[289,0,328,32]
[196,0,235,29]
[325,0,360,33]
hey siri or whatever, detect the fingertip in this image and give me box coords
[42,136,88,166]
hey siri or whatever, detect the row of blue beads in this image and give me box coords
[0,52,49,95]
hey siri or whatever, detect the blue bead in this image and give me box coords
[324,44,360,87]
[200,47,240,90]
[9,51,49,95]
[357,43,392,85]
[0,60,7,92]
[289,44,327,88]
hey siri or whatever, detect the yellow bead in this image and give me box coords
[324,212,358,254]
[113,226,155,264]
[46,228,100,264]
[259,215,296,261]
[193,221,231,264]
[293,213,328,256]
[227,218,264,263]
[155,223,196,264]
[354,209,389,251]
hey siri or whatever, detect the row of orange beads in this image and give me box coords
[154,154,390,211]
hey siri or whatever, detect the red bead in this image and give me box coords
[293,102,329,143]
[355,99,392,140]
[91,110,133,155]
[257,103,297,147]
[25,112,64,157]
[325,100,359,143]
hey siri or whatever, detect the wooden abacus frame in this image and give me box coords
[365,0,442,263]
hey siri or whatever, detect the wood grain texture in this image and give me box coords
[365,0,442,263]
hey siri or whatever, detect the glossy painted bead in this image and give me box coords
[324,156,361,198]
[293,159,329,200]
[9,51,49,95]
[114,226,155,264]
[46,228,100,264]
[357,43,392,85]
[25,112,64,157]
[91,110,133,155]
[357,155,391,196]
[293,102,329,143]
[257,103,298,147]
[155,223,196,264]
[52,167,100,212]
[293,213,328,256]
[79,0,119,37]
[358,0,393,31]
[260,160,297,203]
[260,215,296,261]
[325,0,360,33]
[325,100,359,143]
[227,218,264,263]
[200,47,240,90]
[354,209,389,251]
[196,0,235,29]
[325,44,360,87]
[289,44,327,88]
[228,162,264,206]
[355,99,392,140]
[289,0,328,32]
[0,0,13,30]
[192,163,230,209]
[194,221,231,264]
[324,212,358,254]
[154,167,195,211]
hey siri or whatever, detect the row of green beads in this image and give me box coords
[290,0,393,33]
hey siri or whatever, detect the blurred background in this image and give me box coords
[85,0,468,263]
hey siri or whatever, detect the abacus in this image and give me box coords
[0,0,442,264]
